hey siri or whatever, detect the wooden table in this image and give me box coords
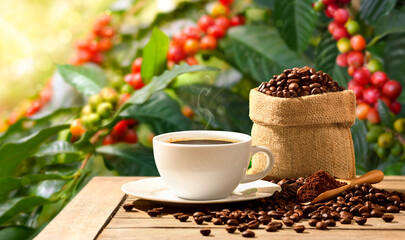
[35,176,405,240]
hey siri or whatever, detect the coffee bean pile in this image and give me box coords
[126,177,404,237]
[257,66,345,98]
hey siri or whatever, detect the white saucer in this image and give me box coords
[121,177,281,204]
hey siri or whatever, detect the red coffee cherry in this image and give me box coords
[347,51,364,68]
[124,129,138,143]
[102,134,117,145]
[230,15,245,26]
[334,8,349,25]
[382,80,402,100]
[124,73,145,90]
[355,103,370,120]
[131,57,143,73]
[183,26,201,40]
[215,16,231,31]
[198,15,215,32]
[207,25,226,39]
[200,35,217,50]
[332,25,349,40]
[390,101,401,114]
[325,3,339,18]
[353,68,371,86]
[97,38,112,51]
[70,119,86,137]
[328,21,340,35]
[336,53,348,67]
[186,56,199,65]
[367,107,381,124]
[183,39,199,55]
[111,120,129,140]
[350,35,366,51]
[370,71,388,88]
[167,45,186,63]
[172,31,187,46]
[219,0,234,5]
[363,86,381,104]
[349,84,364,100]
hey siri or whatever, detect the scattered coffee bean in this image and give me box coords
[213,218,223,225]
[122,203,134,212]
[147,210,160,217]
[371,209,384,218]
[269,221,283,229]
[354,217,367,225]
[387,206,400,213]
[248,220,261,229]
[258,215,271,225]
[340,218,351,224]
[227,219,239,226]
[265,224,278,232]
[325,219,336,227]
[203,215,212,222]
[153,207,164,213]
[178,214,189,222]
[242,230,255,238]
[173,212,183,219]
[225,226,237,233]
[282,217,294,226]
[194,216,204,225]
[293,225,305,233]
[308,218,318,226]
[316,221,327,230]
[238,224,249,232]
[200,228,211,236]
[382,214,394,222]
[193,212,205,218]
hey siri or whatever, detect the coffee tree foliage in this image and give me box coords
[0,0,405,238]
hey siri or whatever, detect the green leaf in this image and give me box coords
[120,92,191,134]
[359,0,397,25]
[120,64,218,111]
[176,84,252,134]
[377,100,395,128]
[0,226,35,240]
[219,25,308,83]
[35,141,80,158]
[315,32,350,86]
[96,143,159,176]
[0,124,69,177]
[383,33,405,83]
[141,28,170,83]
[0,196,52,225]
[57,64,108,96]
[372,10,405,42]
[351,119,369,165]
[273,0,317,53]
[0,174,71,197]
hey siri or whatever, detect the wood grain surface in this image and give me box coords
[36,176,405,240]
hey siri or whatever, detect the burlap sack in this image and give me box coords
[248,89,356,180]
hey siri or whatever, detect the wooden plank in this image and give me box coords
[35,177,140,240]
[98,227,405,240]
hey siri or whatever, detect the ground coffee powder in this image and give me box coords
[297,170,347,202]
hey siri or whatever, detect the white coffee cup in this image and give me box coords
[153,130,275,200]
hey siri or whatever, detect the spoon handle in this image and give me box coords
[350,170,384,187]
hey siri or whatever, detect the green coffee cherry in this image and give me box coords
[377,132,395,148]
[100,87,118,106]
[81,105,93,116]
[313,0,326,12]
[80,115,91,128]
[376,146,389,159]
[121,84,134,94]
[366,131,381,143]
[346,20,360,36]
[394,118,405,133]
[97,102,113,118]
[390,141,403,156]
[367,59,383,73]
[88,95,103,111]
[87,113,101,127]
[369,125,384,133]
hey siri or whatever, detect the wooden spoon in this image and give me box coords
[298,170,384,205]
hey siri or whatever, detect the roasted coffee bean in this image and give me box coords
[269,221,283,229]
[290,214,300,222]
[193,212,205,218]
[147,210,160,217]
[194,216,204,224]
[225,226,237,233]
[354,217,367,225]
[382,214,394,222]
[213,218,223,225]
[316,221,327,230]
[282,218,294,226]
[370,209,383,218]
[242,230,255,238]
[203,215,212,222]
[340,218,351,224]
[200,228,211,236]
[265,224,278,232]
[122,203,134,212]
[227,219,239,226]
[178,214,189,222]
[293,225,305,233]
[258,216,271,225]
[238,224,249,232]
[308,218,318,226]
[153,207,164,213]
[309,83,321,89]
[248,220,260,229]
[387,206,400,213]
[324,219,335,227]
[219,215,229,222]
[311,88,321,94]
[362,212,371,218]
[173,212,183,219]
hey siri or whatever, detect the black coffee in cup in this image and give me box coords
[168,138,237,145]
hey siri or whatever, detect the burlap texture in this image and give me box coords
[248,89,356,180]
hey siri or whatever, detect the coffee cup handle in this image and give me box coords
[240,146,275,183]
